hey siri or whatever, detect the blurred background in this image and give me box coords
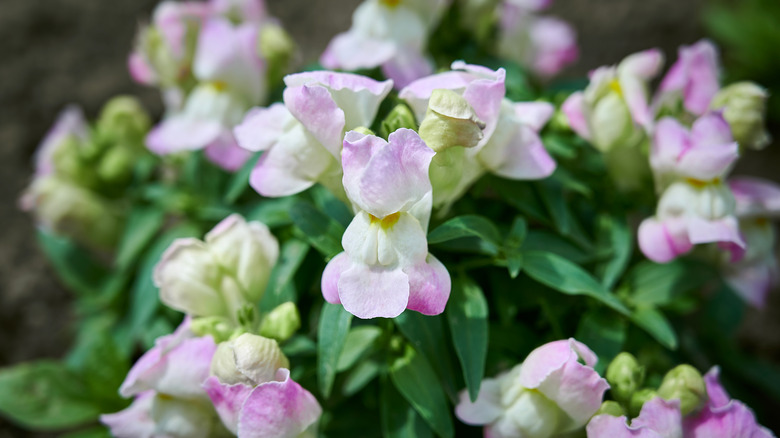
[1,0,778,436]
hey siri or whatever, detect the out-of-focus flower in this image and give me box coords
[234,71,393,199]
[456,338,609,438]
[320,0,450,88]
[400,61,555,209]
[498,1,578,78]
[203,333,322,437]
[655,39,720,118]
[711,82,771,151]
[639,114,743,263]
[154,214,279,326]
[723,177,780,307]
[321,129,451,319]
[101,318,226,438]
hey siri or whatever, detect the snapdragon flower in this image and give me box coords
[203,333,322,437]
[320,0,449,88]
[655,40,720,118]
[101,318,226,438]
[400,61,556,209]
[154,214,279,327]
[321,129,451,319]
[497,0,578,78]
[234,71,392,199]
[638,113,744,263]
[456,338,609,438]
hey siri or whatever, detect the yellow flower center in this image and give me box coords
[370,212,401,229]
[379,0,402,8]
[210,80,228,92]
[686,177,720,188]
[609,79,623,97]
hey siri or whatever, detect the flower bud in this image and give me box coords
[190,316,238,343]
[210,333,290,387]
[657,364,707,415]
[418,88,485,152]
[380,103,418,140]
[606,352,646,403]
[259,22,296,86]
[629,388,657,418]
[96,96,151,144]
[711,82,771,150]
[594,400,626,418]
[97,145,136,185]
[259,302,301,342]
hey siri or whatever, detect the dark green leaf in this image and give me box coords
[595,215,632,290]
[575,310,627,373]
[428,215,501,255]
[446,277,488,402]
[114,206,166,270]
[337,326,383,372]
[290,201,345,258]
[244,197,298,228]
[224,152,261,204]
[390,345,454,438]
[311,185,353,227]
[317,303,353,398]
[36,230,109,296]
[260,238,309,311]
[62,426,112,438]
[505,216,527,278]
[629,260,714,307]
[343,359,382,397]
[0,361,101,430]
[535,178,569,234]
[381,376,434,438]
[630,307,677,350]
[522,251,629,315]
[523,230,589,264]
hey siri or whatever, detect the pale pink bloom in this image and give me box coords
[400,62,555,208]
[31,105,89,177]
[656,39,720,117]
[456,339,609,438]
[320,129,451,319]
[562,49,664,152]
[587,397,683,438]
[234,71,392,198]
[320,0,449,88]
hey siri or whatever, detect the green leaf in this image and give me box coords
[595,215,632,290]
[244,196,297,228]
[381,376,434,438]
[630,307,678,350]
[523,230,589,264]
[628,260,714,306]
[575,310,627,373]
[504,216,527,278]
[0,361,101,430]
[394,312,460,401]
[260,238,309,311]
[428,215,501,255]
[337,326,383,372]
[62,426,112,438]
[36,230,109,296]
[114,206,166,270]
[290,201,345,258]
[311,184,353,227]
[343,359,382,397]
[535,177,569,234]
[522,251,629,315]
[317,303,353,398]
[390,345,455,438]
[224,151,261,204]
[446,277,488,402]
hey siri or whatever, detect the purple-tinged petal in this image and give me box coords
[101,391,157,438]
[638,217,693,263]
[237,368,322,437]
[618,48,665,80]
[684,402,774,438]
[562,92,591,140]
[631,397,683,438]
[381,47,434,90]
[730,177,780,218]
[482,122,556,180]
[725,260,775,308]
[204,130,252,171]
[399,71,476,120]
[321,252,349,305]
[34,105,89,176]
[203,376,253,434]
[659,40,721,116]
[703,367,731,408]
[676,143,738,182]
[650,117,688,174]
[528,17,579,78]
[128,52,156,85]
[404,254,451,316]
[338,264,410,319]
[455,377,504,425]
[514,102,554,132]
[690,111,735,148]
[146,116,223,155]
[586,414,664,438]
[319,32,396,71]
[686,216,744,250]
[234,103,293,152]
[283,84,345,158]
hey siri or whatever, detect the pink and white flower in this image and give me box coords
[655,39,720,118]
[320,129,451,319]
[456,338,609,438]
[234,71,393,199]
[587,397,683,438]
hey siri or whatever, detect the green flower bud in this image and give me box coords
[594,400,626,418]
[711,81,771,150]
[380,103,418,139]
[210,333,290,386]
[190,316,238,343]
[97,145,135,185]
[606,352,645,404]
[97,96,151,144]
[629,388,657,418]
[259,22,296,86]
[657,364,706,415]
[259,302,301,342]
[418,89,485,152]
[352,126,375,136]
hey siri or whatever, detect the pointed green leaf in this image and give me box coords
[244,197,297,228]
[630,307,678,350]
[595,215,632,290]
[114,206,166,270]
[317,303,352,398]
[36,230,109,297]
[290,201,345,258]
[337,326,383,372]
[224,151,261,204]
[381,376,434,438]
[428,215,501,255]
[446,277,488,402]
[505,216,527,278]
[260,238,309,311]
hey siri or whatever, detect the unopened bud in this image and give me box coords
[97,96,151,143]
[380,103,418,139]
[594,400,626,418]
[97,145,135,184]
[352,126,375,137]
[190,316,237,343]
[711,82,770,150]
[606,352,645,403]
[259,23,295,66]
[418,89,484,152]
[211,333,290,386]
[259,302,301,342]
[629,388,657,418]
[657,364,706,415]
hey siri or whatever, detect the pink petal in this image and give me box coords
[725,260,775,308]
[146,116,223,155]
[204,130,253,171]
[283,84,345,158]
[338,264,410,319]
[586,414,664,438]
[562,92,591,140]
[234,103,292,152]
[128,52,156,85]
[618,48,665,80]
[638,217,693,263]
[686,216,744,249]
[202,376,254,434]
[34,105,89,176]
[381,47,434,90]
[650,117,688,174]
[404,254,451,315]
[730,177,780,218]
[318,31,396,70]
[684,402,773,438]
[513,102,554,132]
[528,17,579,78]
[237,369,322,437]
[101,391,157,438]
[631,397,683,437]
[455,377,504,425]
[321,252,350,304]
[486,124,556,180]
